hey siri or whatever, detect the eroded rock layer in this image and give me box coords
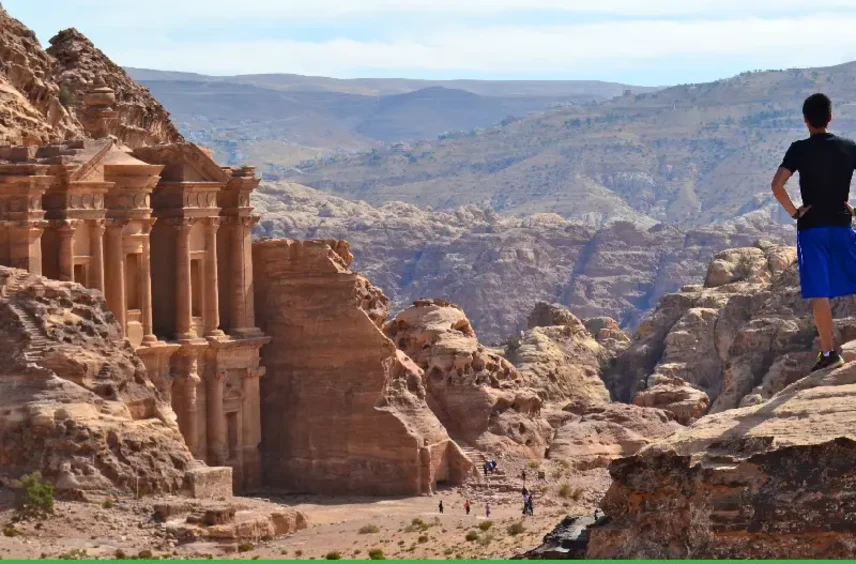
[0,5,84,144]
[588,361,856,559]
[0,268,194,494]
[47,29,183,148]
[253,239,473,495]
[607,241,856,417]
[385,299,553,457]
[508,302,623,410]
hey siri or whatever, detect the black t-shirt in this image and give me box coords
[780,132,856,230]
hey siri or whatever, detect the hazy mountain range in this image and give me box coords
[126,67,656,169]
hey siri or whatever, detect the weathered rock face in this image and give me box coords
[0,5,84,144]
[385,299,553,457]
[47,29,183,148]
[588,360,856,559]
[607,241,854,417]
[508,302,617,410]
[631,374,710,425]
[253,240,473,495]
[547,403,680,470]
[253,182,788,344]
[0,268,194,495]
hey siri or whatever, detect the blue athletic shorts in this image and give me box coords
[797,226,856,299]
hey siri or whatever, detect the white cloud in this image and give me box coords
[110,16,856,77]
[67,0,856,22]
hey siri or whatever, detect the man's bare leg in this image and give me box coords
[812,297,835,353]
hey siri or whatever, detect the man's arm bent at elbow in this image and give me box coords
[771,167,806,218]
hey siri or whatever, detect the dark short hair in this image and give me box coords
[803,93,832,128]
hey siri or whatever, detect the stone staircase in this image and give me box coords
[456,441,516,494]
[4,271,50,364]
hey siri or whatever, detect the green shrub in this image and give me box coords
[507,522,526,536]
[137,549,153,559]
[325,551,341,560]
[2,527,20,537]
[114,549,126,559]
[465,531,479,542]
[15,472,54,517]
[558,484,583,500]
[476,533,494,547]
[477,520,493,531]
[527,460,540,469]
[102,498,115,510]
[368,548,385,560]
[261,534,273,542]
[417,535,429,544]
[359,524,380,534]
[295,550,303,558]
[237,542,254,553]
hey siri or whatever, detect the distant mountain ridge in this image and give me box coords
[125,67,656,97]
[125,67,657,171]
[284,60,856,227]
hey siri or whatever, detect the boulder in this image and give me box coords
[385,299,553,457]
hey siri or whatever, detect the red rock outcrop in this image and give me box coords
[47,29,183,148]
[588,360,856,559]
[606,241,856,416]
[0,5,84,144]
[0,268,194,495]
[508,302,618,410]
[385,299,553,457]
[253,240,473,496]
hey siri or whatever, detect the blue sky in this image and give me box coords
[8,0,856,86]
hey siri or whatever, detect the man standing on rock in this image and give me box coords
[772,93,856,371]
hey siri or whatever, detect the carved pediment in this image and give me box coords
[133,144,230,184]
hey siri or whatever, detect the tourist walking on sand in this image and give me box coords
[485,500,491,519]
[521,469,527,484]
[772,93,856,372]
[438,499,444,514]
[464,499,471,515]
[527,495,534,517]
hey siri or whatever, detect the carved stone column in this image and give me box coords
[9,220,46,275]
[206,367,227,466]
[241,367,263,491]
[230,216,259,335]
[105,219,127,333]
[140,220,157,345]
[229,217,247,334]
[174,218,195,340]
[203,218,223,336]
[89,219,105,292]
[57,220,77,282]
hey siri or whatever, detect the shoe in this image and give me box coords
[811,351,845,372]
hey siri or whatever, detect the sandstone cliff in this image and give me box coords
[253,240,473,495]
[507,302,625,410]
[47,28,183,148]
[385,299,554,457]
[587,360,856,559]
[605,241,856,419]
[0,268,194,495]
[253,182,788,343]
[0,5,84,144]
